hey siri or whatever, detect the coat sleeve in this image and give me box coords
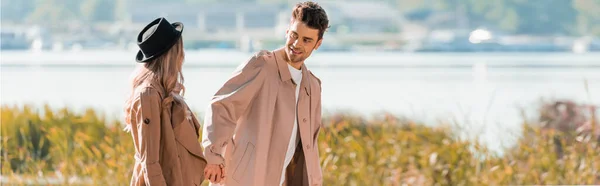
[136,88,167,186]
[202,53,269,165]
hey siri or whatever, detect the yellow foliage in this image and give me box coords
[1,104,598,185]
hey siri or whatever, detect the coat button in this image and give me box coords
[143,118,150,124]
[306,145,310,149]
[303,118,307,123]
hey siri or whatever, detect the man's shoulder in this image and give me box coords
[251,50,277,64]
[237,50,276,70]
[232,50,275,75]
[252,49,274,59]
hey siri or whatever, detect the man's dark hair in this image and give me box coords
[291,1,330,40]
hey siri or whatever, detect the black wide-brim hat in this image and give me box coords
[136,17,184,62]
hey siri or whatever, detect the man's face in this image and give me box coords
[284,21,322,64]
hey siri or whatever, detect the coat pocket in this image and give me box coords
[232,142,255,182]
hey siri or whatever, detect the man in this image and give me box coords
[202,1,329,186]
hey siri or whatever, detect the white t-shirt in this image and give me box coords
[280,64,302,185]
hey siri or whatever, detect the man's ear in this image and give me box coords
[314,38,323,50]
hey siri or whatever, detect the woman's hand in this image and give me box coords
[204,163,225,183]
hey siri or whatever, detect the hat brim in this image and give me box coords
[136,22,184,63]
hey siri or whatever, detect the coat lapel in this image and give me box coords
[297,64,312,150]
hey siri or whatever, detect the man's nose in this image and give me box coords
[292,39,303,47]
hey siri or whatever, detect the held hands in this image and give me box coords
[204,163,226,184]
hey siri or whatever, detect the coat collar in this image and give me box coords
[274,47,311,96]
[274,48,292,82]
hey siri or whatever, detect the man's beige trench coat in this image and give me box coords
[202,48,324,186]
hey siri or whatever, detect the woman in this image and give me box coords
[124,17,207,186]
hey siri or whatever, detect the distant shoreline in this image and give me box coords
[2,50,600,68]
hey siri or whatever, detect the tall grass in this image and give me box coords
[1,101,598,185]
[1,105,133,185]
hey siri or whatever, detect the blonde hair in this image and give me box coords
[124,38,186,130]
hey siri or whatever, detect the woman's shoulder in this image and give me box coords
[127,84,163,123]
[133,84,163,104]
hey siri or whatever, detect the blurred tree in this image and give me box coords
[394,0,427,13]
[573,0,600,36]
[510,0,578,35]
[27,0,80,25]
[113,0,128,21]
[0,0,35,22]
[463,0,518,32]
[185,0,228,3]
[427,0,578,35]
[1,0,599,36]
[80,0,116,22]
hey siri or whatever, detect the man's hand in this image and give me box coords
[204,164,225,183]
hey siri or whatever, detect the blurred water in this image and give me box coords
[2,50,599,152]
